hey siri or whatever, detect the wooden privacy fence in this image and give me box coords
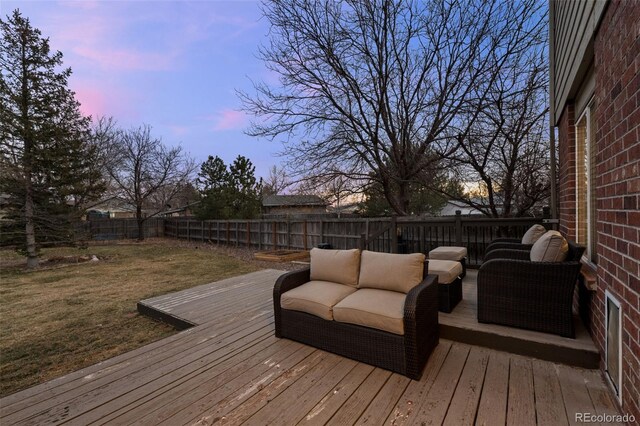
[163,218,385,252]
[163,213,552,266]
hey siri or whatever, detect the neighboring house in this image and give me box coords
[87,198,139,219]
[438,200,487,216]
[550,0,639,418]
[262,195,328,215]
[327,202,361,217]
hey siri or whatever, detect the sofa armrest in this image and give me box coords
[273,268,311,337]
[274,268,311,297]
[403,274,439,378]
[485,242,533,254]
[484,249,531,261]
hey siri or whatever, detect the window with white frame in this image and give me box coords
[575,100,597,263]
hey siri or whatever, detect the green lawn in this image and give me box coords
[0,242,258,397]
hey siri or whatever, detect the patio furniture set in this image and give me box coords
[273,224,584,379]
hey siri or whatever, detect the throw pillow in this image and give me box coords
[521,224,547,244]
[530,231,569,262]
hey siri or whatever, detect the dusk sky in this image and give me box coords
[2,0,280,178]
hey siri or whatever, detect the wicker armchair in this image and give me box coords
[485,240,533,254]
[485,223,546,254]
[477,241,585,338]
[273,265,439,380]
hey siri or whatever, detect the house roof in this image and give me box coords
[262,194,327,207]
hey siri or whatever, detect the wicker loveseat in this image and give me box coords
[273,249,439,380]
[477,233,585,338]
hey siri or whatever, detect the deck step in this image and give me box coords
[439,270,600,369]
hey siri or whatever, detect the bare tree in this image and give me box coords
[262,164,291,195]
[295,173,359,217]
[242,0,547,215]
[106,125,195,240]
[438,45,550,217]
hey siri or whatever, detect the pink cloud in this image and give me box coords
[73,85,108,118]
[45,7,178,72]
[71,80,140,120]
[212,110,247,131]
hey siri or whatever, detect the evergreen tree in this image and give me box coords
[359,177,463,217]
[194,155,262,220]
[228,156,263,218]
[195,156,233,219]
[0,10,104,267]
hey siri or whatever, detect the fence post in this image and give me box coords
[319,220,324,243]
[258,221,263,250]
[286,218,291,250]
[226,221,230,245]
[303,220,308,251]
[273,221,277,250]
[246,221,251,247]
[360,233,366,250]
[455,210,462,246]
[391,215,398,253]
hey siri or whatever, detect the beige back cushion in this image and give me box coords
[310,248,361,287]
[530,231,569,262]
[521,224,547,244]
[358,250,425,293]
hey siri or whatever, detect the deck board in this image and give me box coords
[532,359,570,425]
[507,357,537,426]
[442,345,489,426]
[0,269,620,425]
[475,351,510,426]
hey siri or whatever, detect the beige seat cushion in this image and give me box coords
[333,289,406,335]
[521,224,547,244]
[280,280,357,320]
[358,251,425,293]
[428,259,463,284]
[310,248,361,287]
[530,231,569,262]
[429,246,467,261]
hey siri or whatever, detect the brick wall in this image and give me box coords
[592,0,639,419]
[557,104,576,240]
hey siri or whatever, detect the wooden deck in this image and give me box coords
[0,270,621,425]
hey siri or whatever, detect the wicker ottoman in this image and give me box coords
[429,246,467,278]
[429,259,463,313]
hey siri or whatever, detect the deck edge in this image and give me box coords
[137,301,197,331]
[439,323,600,369]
